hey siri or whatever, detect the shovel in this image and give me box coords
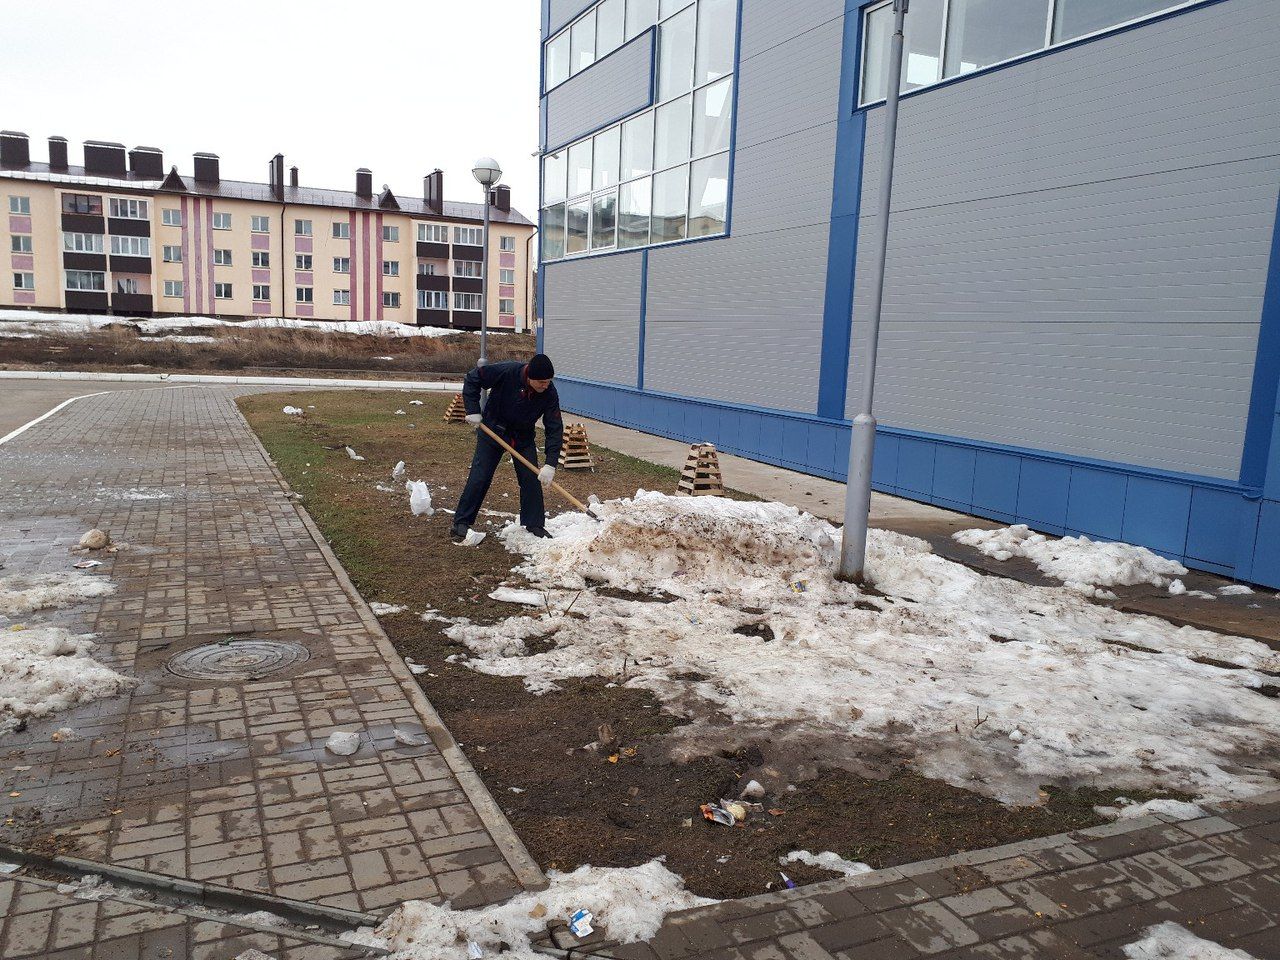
[478,422,602,521]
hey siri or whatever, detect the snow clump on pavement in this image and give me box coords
[440,492,1280,805]
[1123,923,1257,959]
[345,860,713,960]
[780,850,872,877]
[0,572,115,617]
[0,625,136,721]
[1093,798,1207,822]
[952,524,1187,594]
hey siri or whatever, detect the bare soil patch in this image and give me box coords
[238,390,1172,900]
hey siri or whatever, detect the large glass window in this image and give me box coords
[592,191,618,249]
[945,0,1050,78]
[566,199,590,254]
[626,0,659,39]
[692,77,733,157]
[544,204,566,260]
[544,151,567,204]
[571,9,597,73]
[618,178,651,248]
[861,0,946,102]
[654,94,692,170]
[1053,0,1172,41]
[688,152,729,238]
[651,165,688,244]
[597,0,625,57]
[657,4,697,100]
[593,127,621,191]
[621,112,655,180]
[568,140,594,198]
[695,0,736,84]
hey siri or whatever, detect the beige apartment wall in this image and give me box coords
[486,222,536,333]
[2,180,63,310]
[153,195,186,312]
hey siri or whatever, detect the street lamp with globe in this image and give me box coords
[471,157,502,366]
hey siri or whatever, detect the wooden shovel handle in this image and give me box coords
[478,422,592,515]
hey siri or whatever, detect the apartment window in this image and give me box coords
[592,191,617,249]
[499,235,516,252]
[213,248,232,266]
[13,272,34,290]
[594,125,620,190]
[499,298,515,314]
[453,260,483,278]
[332,221,350,239]
[62,193,102,215]
[418,262,438,276]
[651,165,688,244]
[115,278,140,295]
[162,244,182,262]
[214,281,232,299]
[382,291,401,308]
[333,289,350,305]
[296,286,314,303]
[1054,0,1177,41]
[253,284,271,301]
[454,292,481,311]
[382,260,399,277]
[251,215,270,233]
[453,226,482,246]
[212,212,231,230]
[9,196,31,215]
[65,270,105,291]
[12,235,34,253]
[418,289,448,309]
[571,8,597,74]
[382,225,399,242]
[418,223,449,243]
[162,208,182,226]
[164,279,183,298]
[61,232,101,253]
[110,235,151,257]
[109,197,148,219]
[688,152,729,238]
[333,257,350,273]
[295,254,313,270]
[543,204,566,261]
[618,178,651,248]
[295,218,312,236]
[252,251,270,268]
[500,268,515,284]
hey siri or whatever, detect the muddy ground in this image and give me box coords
[239,390,1177,900]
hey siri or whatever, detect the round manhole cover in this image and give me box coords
[165,639,310,681]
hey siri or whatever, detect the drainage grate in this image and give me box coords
[165,638,310,681]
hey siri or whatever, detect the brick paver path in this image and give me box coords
[0,385,540,956]
[597,796,1280,960]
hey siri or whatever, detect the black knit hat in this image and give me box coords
[527,353,555,380]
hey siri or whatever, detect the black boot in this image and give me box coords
[450,523,469,542]
[526,526,553,539]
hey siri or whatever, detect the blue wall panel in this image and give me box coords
[870,432,898,489]
[896,438,936,496]
[1250,500,1280,586]
[1016,460,1071,533]
[1185,486,1243,568]
[1065,468,1127,540]
[972,451,1021,522]
[1122,477,1193,557]
[932,445,977,507]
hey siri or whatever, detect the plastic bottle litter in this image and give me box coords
[407,480,434,516]
[569,908,594,938]
[325,731,360,756]
[779,871,797,890]
[392,461,406,480]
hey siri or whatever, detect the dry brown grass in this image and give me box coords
[0,321,535,377]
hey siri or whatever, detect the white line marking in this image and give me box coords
[0,391,112,447]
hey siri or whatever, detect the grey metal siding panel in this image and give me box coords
[544,254,643,386]
[545,32,653,150]
[849,0,1280,480]
[548,0,588,35]
[642,0,840,412]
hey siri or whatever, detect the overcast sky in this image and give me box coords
[1,0,541,217]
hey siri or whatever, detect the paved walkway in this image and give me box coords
[0,385,540,956]
[596,796,1280,960]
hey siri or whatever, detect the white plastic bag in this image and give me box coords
[407,480,434,516]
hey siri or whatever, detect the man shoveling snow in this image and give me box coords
[451,354,563,543]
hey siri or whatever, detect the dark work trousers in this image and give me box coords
[454,429,545,530]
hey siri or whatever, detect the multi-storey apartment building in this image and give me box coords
[0,132,536,332]
[537,0,1280,586]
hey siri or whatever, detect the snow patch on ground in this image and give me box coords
[0,625,136,721]
[347,860,712,960]
[370,603,407,617]
[0,572,116,616]
[1093,798,1208,821]
[953,525,1187,594]
[1123,923,1257,959]
[441,492,1280,804]
[780,850,872,877]
[1219,584,1254,596]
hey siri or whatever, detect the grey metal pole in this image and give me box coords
[838,0,908,583]
[479,185,491,366]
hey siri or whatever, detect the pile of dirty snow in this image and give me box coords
[0,625,135,720]
[1093,798,1207,822]
[952,525,1187,596]
[439,492,1280,805]
[780,850,871,877]
[0,572,115,616]
[1123,923,1257,959]
[345,860,712,959]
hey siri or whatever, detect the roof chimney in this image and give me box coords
[269,153,285,201]
[48,136,68,170]
[84,140,127,176]
[289,165,299,187]
[0,131,30,168]
[129,146,164,178]
[193,152,220,183]
[355,167,373,199]
[491,184,511,213]
[424,168,443,214]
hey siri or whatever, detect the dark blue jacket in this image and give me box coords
[463,360,564,465]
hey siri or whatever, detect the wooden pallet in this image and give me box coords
[442,394,467,423]
[559,423,595,471]
[676,442,725,496]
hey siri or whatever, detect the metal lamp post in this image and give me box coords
[838,0,908,582]
[471,157,502,366]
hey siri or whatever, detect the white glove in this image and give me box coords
[465,413,482,430]
[538,465,555,487]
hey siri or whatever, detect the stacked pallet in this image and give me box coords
[559,423,595,471]
[442,394,467,423]
[676,443,725,496]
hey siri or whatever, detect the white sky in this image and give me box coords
[0,0,541,218]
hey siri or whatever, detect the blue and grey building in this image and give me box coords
[536,0,1280,586]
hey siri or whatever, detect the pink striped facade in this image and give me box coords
[8,216,31,233]
[11,254,33,271]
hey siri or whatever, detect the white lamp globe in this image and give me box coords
[471,157,502,188]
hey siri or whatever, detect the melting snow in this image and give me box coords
[1093,798,1207,822]
[0,625,135,722]
[780,850,872,877]
[1123,923,1257,959]
[282,406,304,415]
[0,572,115,617]
[441,492,1280,805]
[345,446,366,461]
[370,603,407,616]
[1219,584,1254,596]
[952,525,1187,595]
[326,731,361,756]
